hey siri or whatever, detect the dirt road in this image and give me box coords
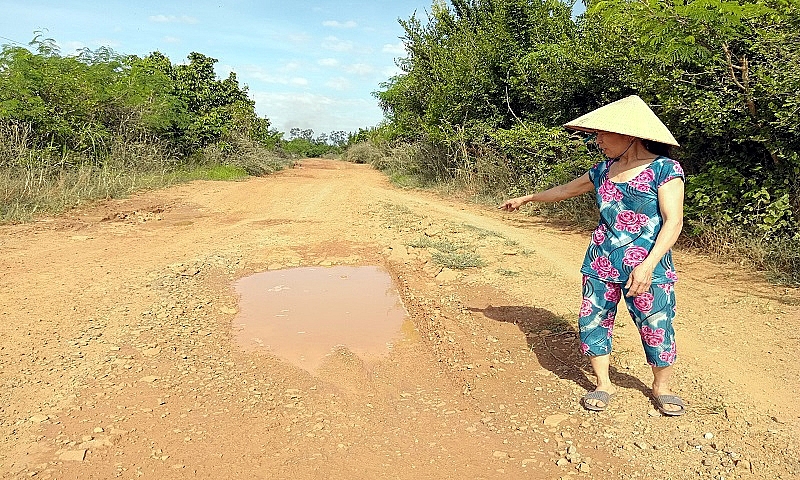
[1,159,798,479]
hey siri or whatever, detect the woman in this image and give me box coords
[500,95,686,415]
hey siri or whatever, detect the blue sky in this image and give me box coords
[1,0,434,136]
[2,1,584,137]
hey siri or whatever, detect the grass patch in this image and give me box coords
[431,251,485,269]
[377,201,422,230]
[409,236,465,253]
[380,201,413,216]
[389,172,428,189]
[463,223,504,239]
[496,268,521,277]
[529,269,557,278]
[170,164,249,181]
[410,234,485,270]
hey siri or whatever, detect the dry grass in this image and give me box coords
[681,227,800,285]
[1,164,165,222]
[342,141,385,165]
[0,125,292,223]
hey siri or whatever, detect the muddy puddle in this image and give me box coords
[233,266,409,371]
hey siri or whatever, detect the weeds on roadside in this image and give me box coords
[342,141,385,165]
[0,130,292,223]
[432,250,484,270]
[348,136,799,285]
[681,226,800,286]
[496,268,521,277]
[410,236,464,253]
[409,234,485,270]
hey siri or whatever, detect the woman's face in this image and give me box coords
[595,131,635,159]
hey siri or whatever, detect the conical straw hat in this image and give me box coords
[564,95,680,147]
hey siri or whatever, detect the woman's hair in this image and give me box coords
[641,139,673,157]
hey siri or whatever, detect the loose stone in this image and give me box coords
[544,414,569,426]
[59,450,86,462]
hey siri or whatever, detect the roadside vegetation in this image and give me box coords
[283,128,349,159]
[344,0,800,284]
[0,34,343,223]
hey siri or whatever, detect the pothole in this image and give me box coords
[233,266,408,371]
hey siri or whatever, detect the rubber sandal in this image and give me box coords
[655,394,686,416]
[582,390,612,412]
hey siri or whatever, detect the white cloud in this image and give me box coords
[286,33,311,44]
[163,36,181,44]
[61,39,120,55]
[280,61,302,72]
[250,91,382,135]
[325,77,351,91]
[63,41,87,54]
[382,42,406,55]
[323,20,358,28]
[318,58,340,67]
[243,66,309,86]
[321,36,353,52]
[148,14,198,24]
[344,63,375,76]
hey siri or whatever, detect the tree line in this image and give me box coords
[366,0,798,282]
[0,33,345,173]
[0,33,347,220]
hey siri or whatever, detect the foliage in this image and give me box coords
[586,0,800,249]
[0,34,280,165]
[343,141,386,164]
[281,128,348,158]
[0,33,291,222]
[371,0,799,282]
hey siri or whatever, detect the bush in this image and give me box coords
[343,141,385,164]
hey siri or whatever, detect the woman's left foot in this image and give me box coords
[654,394,686,416]
[652,385,685,415]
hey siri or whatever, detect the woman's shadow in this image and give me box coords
[469,304,651,395]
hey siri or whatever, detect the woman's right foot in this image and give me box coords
[582,385,617,410]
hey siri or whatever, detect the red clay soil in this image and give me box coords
[1,159,797,479]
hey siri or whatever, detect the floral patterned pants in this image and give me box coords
[579,275,677,367]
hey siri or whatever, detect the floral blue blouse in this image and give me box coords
[580,156,685,284]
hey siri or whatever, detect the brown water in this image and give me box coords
[233,266,409,371]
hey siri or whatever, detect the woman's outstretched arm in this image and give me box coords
[499,173,594,212]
